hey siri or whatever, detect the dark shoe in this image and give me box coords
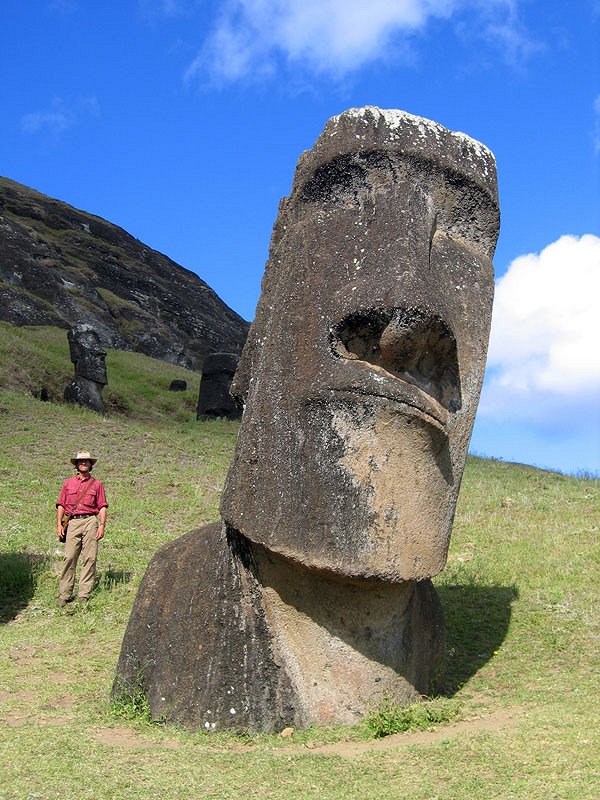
[57,596,73,607]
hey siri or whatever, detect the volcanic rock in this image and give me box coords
[64,324,107,414]
[196,352,241,420]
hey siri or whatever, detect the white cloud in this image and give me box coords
[20,96,99,139]
[186,0,528,83]
[21,109,74,135]
[480,234,600,429]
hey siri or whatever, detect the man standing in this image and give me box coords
[56,451,108,606]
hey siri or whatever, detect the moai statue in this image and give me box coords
[64,325,107,415]
[196,352,242,420]
[114,107,499,732]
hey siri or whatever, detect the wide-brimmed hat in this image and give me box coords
[70,451,97,466]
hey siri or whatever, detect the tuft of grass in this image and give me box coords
[111,669,154,724]
[365,696,460,738]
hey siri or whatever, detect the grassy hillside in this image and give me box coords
[0,321,200,421]
[0,327,598,799]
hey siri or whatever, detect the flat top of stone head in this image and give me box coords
[70,324,99,338]
[298,106,497,201]
[202,352,239,376]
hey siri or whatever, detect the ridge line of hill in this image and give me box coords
[0,176,249,370]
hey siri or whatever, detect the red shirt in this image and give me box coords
[56,474,108,515]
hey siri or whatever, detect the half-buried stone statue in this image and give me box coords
[114,107,500,732]
[64,325,107,415]
[196,352,242,420]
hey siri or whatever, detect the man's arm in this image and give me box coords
[56,504,65,540]
[96,506,107,540]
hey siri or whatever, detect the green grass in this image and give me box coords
[0,321,200,420]
[0,325,599,799]
[365,696,461,738]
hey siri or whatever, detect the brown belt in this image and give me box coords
[71,513,96,519]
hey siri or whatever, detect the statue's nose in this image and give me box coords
[332,306,462,412]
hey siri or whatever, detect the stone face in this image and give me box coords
[64,325,107,414]
[0,176,249,369]
[196,352,242,420]
[115,107,499,732]
[221,106,499,582]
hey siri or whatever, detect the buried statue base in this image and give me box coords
[115,523,444,731]
[115,106,498,731]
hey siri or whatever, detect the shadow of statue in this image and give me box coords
[435,583,519,695]
[0,552,49,624]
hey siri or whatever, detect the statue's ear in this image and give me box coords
[229,302,270,405]
[230,197,290,406]
[67,329,80,363]
[230,326,257,405]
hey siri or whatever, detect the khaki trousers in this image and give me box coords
[58,515,99,601]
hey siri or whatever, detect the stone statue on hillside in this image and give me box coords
[114,107,500,732]
[196,352,242,420]
[64,325,107,415]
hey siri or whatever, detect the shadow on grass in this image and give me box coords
[98,567,132,592]
[436,583,519,695]
[0,551,49,624]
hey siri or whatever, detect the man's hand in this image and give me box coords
[96,524,105,541]
[56,525,64,540]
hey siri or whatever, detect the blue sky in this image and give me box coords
[1,1,599,474]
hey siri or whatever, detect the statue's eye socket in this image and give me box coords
[332,307,462,412]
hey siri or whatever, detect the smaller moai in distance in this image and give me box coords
[196,352,242,421]
[64,325,107,415]
[169,380,187,392]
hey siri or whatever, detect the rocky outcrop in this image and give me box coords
[0,177,249,369]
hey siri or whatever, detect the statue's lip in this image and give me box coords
[321,359,449,431]
[324,386,448,432]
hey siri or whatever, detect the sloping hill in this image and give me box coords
[0,383,598,797]
[0,176,249,369]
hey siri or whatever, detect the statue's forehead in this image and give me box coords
[288,151,498,259]
[298,106,498,201]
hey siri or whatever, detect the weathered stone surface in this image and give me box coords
[115,107,499,731]
[114,524,301,732]
[196,352,241,420]
[115,523,444,730]
[222,106,499,582]
[0,177,249,369]
[63,325,107,414]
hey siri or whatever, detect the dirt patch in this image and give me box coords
[0,689,37,705]
[40,694,76,710]
[95,726,180,751]
[9,644,37,663]
[282,707,524,758]
[1,713,74,727]
[47,672,71,685]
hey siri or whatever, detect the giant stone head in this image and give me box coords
[221,107,499,583]
[67,324,108,386]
